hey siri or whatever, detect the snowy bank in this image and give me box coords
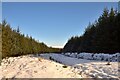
[0,55,81,79]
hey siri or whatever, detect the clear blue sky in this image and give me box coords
[2,2,118,48]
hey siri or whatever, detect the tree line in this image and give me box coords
[1,21,61,58]
[63,8,120,54]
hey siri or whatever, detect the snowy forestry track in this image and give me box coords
[0,53,119,79]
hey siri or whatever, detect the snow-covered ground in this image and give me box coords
[0,55,81,79]
[40,53,119,78]
[0,53,119,79]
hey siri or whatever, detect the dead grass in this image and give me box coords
[38,57,44,62]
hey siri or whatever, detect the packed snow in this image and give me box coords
[0,53,119,79]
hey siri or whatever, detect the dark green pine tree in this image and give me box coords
[63,8,120,54]
[2,20,61,58]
